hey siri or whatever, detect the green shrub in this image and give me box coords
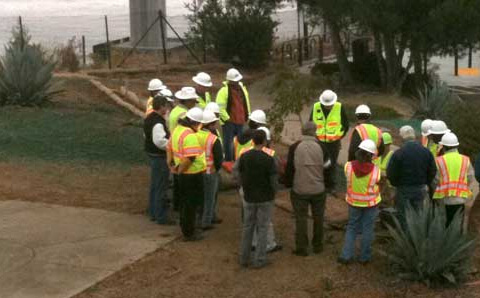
[0,26,60,106]
[386,200,475,287]
[187,0,278,68]
[413,80,455,119]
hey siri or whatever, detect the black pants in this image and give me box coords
[445,204,465,227]
[179,173,205,237]
[290,191,327,253]
[323,141,341,191]
[173,174,181,212]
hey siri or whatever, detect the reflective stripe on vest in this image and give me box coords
[197,129,218,174]
[234,137,253,160]
[345,162,382,207]
[262,147,276,157]
[312,102,344,143]
[171,125,206,174]
[354,124,383,148]
[145,96,154,115]
[433,152,472,199]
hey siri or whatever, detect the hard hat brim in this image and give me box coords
[148,85,167,91]
[192,76,213,87]
[175,91,198,100]
[421,132,431,137]
[201,118,219,124]
[319,93,338,106]
[429,129,451,135]
[440,141,459,146]
[227,74,243,82]
[249,117,267,125]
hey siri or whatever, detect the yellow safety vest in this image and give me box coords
[168,105,188,132]
[312,102,345,143]
[145,96,154,115]
[428,141,441,159]
[197,92,212,109]
[345,162,382,207]
[216,81,251,123]
[169,125,206,174]
[354,124,383,148]
[379,151,393,175]
[433,151,472,199]
[197,129,218,174]
[234,137,254,160]
[238,146,276,158]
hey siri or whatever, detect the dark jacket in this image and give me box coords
[475,153,480,183]
[348,124,385,161]
[387,140,436,187]
[238,149,277,203]
[143,112,170,157]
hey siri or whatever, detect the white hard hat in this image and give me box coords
[421,119,433,137]
[202,110,219,124]
[319,89,338,106]
[192,72,213,87]
[148,79,166,91]
[226,68,243,82]
[205,102,220,114]
[358,139,378,155]
[355,104,371,115]
[175,87,198,100]
[440,132,459,147]
[249,109,267,125]
[257,127,271,141]
[158,88,174,102]
[428,120,450,135]
[186,107,204,123]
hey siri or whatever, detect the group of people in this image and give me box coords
[143,68,479,269]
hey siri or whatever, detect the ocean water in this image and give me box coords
[0,0,301,54]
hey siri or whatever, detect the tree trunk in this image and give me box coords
[328,19,353,84]
[410,38,423,89]
[373,30,387,89]
[383,33,397,91]
[454,47,459,76]
[423,51,428,77]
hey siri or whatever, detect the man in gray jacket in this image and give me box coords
[285,122,331,256]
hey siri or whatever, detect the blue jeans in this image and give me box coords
[202,173,219,227]
[222,121,245,161]
[340,205,379,262]
[148,155,170,223]
[240,200,274,266]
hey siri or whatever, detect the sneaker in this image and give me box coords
[267,244,283,253]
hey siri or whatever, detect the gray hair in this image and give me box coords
[399,125,416,141]
[302,121,317,136]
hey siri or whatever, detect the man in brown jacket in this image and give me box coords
[285,122,331,256]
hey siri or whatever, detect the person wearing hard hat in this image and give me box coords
[145,79,166,115]
[205,102,223,144]
[235,129,277,269]
[167,107,206,241]
[348,104,385,162]
[169,87,198,132]
[192,72,213,109]
[158,88,175,122]
[310,90,349,194]
[379,132,395,206]
[387,126,436,228]
[427,120,450,158]
[338,139,381,265]
[216,68,251,161]
[233,109,267,161]
[143,95,175,225]
[432,132,474,227]
[420,119,433,147]
[196,110,224,230]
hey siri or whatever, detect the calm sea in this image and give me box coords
[0,0,301,54]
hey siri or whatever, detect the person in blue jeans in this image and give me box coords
[143,95,175,225]
[338,139,382,264]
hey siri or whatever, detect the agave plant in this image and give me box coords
[415,79,456,119]
[0,26,60,106]
[386,200,475,287]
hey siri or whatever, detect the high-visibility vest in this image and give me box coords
[234,137,253,160]
[421,136,428,147]
[238,146,276,158]
[145,96,154,115]
[168,105,188,132]
[433,151,472,199]
[216,81,251,123]
[312,102,345,143]
[428,141,441,158]
[379,151,393,175]
[354,124,383,148]
[196,92,212,109]
[169,125,206,174]
[197,129,218,174]
[345,162,382,207]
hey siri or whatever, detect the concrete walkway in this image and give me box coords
[0,201,177,298]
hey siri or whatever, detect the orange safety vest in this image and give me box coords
[197,129,218,174]
[433,151,472,199]
[234,137,254,160]
[353,123,383,148]
[345,162,382,207]
[238,146,276,158]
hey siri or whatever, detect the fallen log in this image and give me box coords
[119,85,147,111]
